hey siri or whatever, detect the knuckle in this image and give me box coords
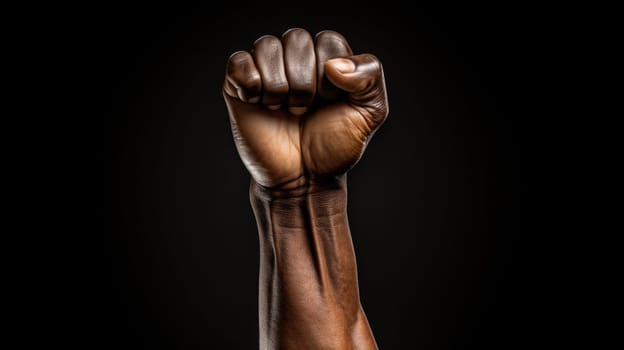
[315,29,340,38]
[253,35,280,47]
[226,51,251,74]
[360,53,383,77]
[282,27,309,38]
[227,51,250,65]
[314,30,347,43]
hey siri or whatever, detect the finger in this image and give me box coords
[252,35,288,109]
[282,28,316,115]
[314,30,353,101]
[224,51,262,103]
[324,54,389,122]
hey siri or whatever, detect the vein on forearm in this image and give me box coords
[251,178,360,314]
[250,177,377,349]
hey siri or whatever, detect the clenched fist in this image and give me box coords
[224,28,388,189]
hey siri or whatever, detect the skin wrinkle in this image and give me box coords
[225,28,387,349]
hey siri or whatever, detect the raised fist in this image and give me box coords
[224,28,388,189]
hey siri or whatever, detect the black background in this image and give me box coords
[74,5,558,349]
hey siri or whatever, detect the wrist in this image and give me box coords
[250,174,348,230]
[250,174,347,201]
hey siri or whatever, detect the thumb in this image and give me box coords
[324,54,388,120]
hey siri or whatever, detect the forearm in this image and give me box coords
[250,175,377,350]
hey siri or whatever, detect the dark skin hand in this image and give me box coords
[224,28,388,349]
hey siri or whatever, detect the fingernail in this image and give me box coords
[328,58,356,73]
[249,96,260,103]
[288,107,307,115]
[267,104,282,110]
